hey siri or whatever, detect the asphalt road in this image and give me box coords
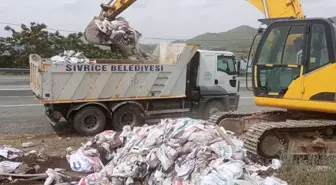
[0,75,270,135]
[0,75,32,96]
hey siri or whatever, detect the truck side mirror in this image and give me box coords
[236,60,241,76]
[257,27,264,34]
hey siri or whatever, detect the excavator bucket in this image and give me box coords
[83,0,151,60]
[247,0,305,18]
[84,0,138,46]
[84,16,111,46]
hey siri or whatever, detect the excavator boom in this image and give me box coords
[100,0,137,20]
[247,0,305,19]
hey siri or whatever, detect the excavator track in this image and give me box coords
[209,110,336,164]
[244,119,336,164]
[208,110,292,135]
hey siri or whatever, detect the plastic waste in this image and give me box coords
[77,173,102,185]
[0,161,22,173]
[263,176,288,185]
[271,159,282,170]
[67,149,103,173]
[0,147,23,162]
[51,51,95,64]
[44,168,63,185]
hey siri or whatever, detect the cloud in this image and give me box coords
[0,0,335,43]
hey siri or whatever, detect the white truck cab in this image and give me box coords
[197,50,239,95]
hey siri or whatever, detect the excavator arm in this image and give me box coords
[100,0,137,20]
[99,0,305,20]
[247,0,305,19]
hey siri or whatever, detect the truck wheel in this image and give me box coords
[203,100,226,120]
[73,106,107,136]
[113,104,145,131]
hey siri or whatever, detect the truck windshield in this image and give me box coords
[217,55,236,75]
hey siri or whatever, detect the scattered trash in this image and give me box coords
[44,168,67,185]
[22,142,35,148]
[0,161,22,173]
[263,176,288,185]
[0,147,23,162]
[24,150,37,157]
[270,159,281,170]
[66,148,103,173]
[51,51,96,64]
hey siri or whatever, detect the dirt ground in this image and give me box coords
[0,133,89,185]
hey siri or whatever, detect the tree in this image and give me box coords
[0,22,118,68]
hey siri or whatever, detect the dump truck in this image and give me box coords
[30,43,241,136]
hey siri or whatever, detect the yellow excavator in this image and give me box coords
[213,0,336,163]
[84,0,336,163]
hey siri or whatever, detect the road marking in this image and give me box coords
[0,104,41,108]
[240,97,254,99]
[0,89,31,91]
[0,96,35,98]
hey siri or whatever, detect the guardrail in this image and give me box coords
[0,68,29,73]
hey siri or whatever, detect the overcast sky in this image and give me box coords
[0,0,335,43]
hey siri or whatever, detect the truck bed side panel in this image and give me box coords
[30,44,197,103]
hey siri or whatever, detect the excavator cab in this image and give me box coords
[252,18,336,113]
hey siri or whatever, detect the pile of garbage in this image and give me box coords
[51,50,96,65]
[65,118,288,185]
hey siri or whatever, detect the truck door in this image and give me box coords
[198,54,216,92]
[215,54,237,93]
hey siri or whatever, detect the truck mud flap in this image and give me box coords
[45,110,62,127]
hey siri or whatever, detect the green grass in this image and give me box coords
[278,153,336,185]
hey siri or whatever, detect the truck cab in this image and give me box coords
[186,50,240,119]
[197,50,239,95]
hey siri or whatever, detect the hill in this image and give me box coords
[184,25,258,51]
[331,16,336,22]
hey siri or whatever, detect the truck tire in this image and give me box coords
[73,106,107,136]
[203,100,226,120]
[113,104,145,131]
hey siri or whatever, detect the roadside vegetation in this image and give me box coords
[0,22,119,69]
[278,152,336,185]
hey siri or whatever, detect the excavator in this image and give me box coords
[84,0,336,163]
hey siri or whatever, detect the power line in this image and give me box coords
[0,21,78,33]
[0,21,256,42]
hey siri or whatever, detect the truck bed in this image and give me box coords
[29,43,197,104]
